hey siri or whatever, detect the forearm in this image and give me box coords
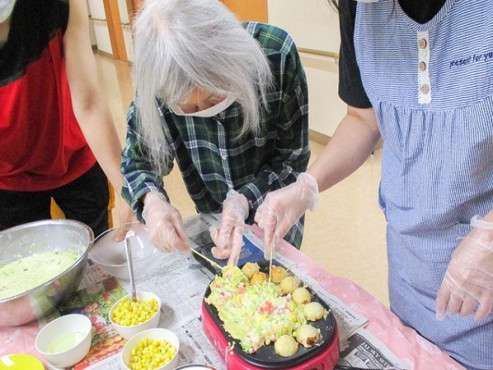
[121,159,168,221]
[482,209,493,223]
[122,177,167,222]
[238,146,310,210]
[308,106,380,192]
[121,118,169,220]
[240,73,310,210]
[64,0,124,195]
[471,209,493,245]
[76,105,124,191]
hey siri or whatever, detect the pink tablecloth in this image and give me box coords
[0,320,42,363]
[1,226,464,370]
[247,226,464,370]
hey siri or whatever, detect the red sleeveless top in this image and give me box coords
[0,0,96,191]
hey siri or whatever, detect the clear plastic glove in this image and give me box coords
[142,192,189,253]
[210,189,249,266]
[436,215,493,321]
[254,173,318,259]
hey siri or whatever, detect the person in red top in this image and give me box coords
[0,0,134,236]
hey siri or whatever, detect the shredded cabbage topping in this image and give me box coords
[206,266,306,353]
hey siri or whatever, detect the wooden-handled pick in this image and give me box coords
[190,246,224,271]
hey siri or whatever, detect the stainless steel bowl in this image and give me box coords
[0,220,94,327]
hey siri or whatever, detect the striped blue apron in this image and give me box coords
[353,1,493,368]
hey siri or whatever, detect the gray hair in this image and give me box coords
[133,0,273,174]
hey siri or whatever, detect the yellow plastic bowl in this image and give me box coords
[0,354,44,370]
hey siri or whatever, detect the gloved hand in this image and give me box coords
[142,192,189,253]
[255,173,318,259]
[210,189,249,266]
[436,215,493,321]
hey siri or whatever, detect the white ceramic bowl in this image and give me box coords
[121,328,179,370]
[89,222,161,280]
[109,291,161,340]
[35,314,92,368]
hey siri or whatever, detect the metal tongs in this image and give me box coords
[124,229,137,300]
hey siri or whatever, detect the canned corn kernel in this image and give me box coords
[128,338,177,370]
[111,297,159,326]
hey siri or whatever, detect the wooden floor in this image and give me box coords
[95,52,390,307]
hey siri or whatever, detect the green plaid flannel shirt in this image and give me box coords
[121,22,309,248]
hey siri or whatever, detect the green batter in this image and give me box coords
[0,252,80,300]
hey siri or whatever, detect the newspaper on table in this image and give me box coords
[338,328,407,370]
[59,213,405,370]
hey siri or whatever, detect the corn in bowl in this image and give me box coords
[128,337,177,369]
[111,297,159,326]
[121,328,179,370]
[109,291,161,340]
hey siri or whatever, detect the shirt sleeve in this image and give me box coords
[338,0,372,108]
[120,101,171,221]
[237,39,310,213]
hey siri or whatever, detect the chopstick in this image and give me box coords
[268,243,273,284]
[190,248,223,271]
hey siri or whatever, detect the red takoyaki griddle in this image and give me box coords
[201,267,340,369]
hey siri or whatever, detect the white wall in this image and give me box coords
[87,0,105,19]
[92,19,113,55]
[86,1,97,47]
[117,0,129,23]
[268,0,345,137]
[267,0,340,54]
[87,0,113,56]
[301,54,345,137]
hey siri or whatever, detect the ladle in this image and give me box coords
[124,230,137,300]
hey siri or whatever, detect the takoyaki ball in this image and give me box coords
[271,266,287,283]
[241,262,260,278]
[280,276,300,295]
[292,287,311,305]
[296,324,321,348]
[304,302,327,321]
[250,271,268,285]
[274,335,299,357]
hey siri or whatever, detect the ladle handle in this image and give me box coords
[124,230,137,300]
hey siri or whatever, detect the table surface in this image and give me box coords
[0,225,464,370]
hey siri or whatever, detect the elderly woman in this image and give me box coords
[121,0,310,265]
